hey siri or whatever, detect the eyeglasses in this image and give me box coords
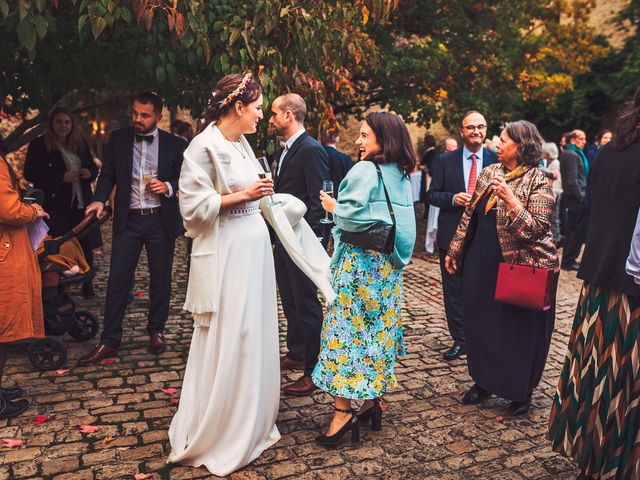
[462,124,487,132]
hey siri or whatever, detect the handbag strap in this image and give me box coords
[374,162,396,227]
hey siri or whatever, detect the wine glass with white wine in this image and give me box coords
[257,156,279,205]
[320,180,334,224]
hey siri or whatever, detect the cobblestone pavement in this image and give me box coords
[0,215,583,480]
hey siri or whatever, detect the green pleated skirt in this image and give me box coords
[548,282,640,479]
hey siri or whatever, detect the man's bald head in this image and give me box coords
[274,93,307,123]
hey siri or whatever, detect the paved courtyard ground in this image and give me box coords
[0,215,583,480]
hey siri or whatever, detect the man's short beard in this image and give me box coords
[134,122,157,134]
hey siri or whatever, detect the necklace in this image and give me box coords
[221,133,246,159]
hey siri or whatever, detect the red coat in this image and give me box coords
[0,158,44,343]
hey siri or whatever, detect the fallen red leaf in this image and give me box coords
[160,388,177,395]
[170,398,179,406]
[102,435,115,445]
[33,415,50,425]
[133,291,144,297]
[134,473,153,479]
[430,281,439,285]
[497,416,504,423]
[55,369,70,375]
[102,358,117,364]
[1,438,24,448]
[379,400,389,412]
[79,424,100,434]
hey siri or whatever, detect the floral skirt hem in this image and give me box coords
[312,243,405,400]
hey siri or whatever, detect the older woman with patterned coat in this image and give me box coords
[445,120,559,416]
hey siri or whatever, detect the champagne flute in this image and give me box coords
[320,180,334,224]
[257,156,279,205]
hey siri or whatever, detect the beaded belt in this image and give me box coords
[228,202,260,217]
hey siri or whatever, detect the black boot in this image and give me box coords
[508,399,531,416]
[0,395,29,420]
[0,386,25,400]
[316,407,360,448]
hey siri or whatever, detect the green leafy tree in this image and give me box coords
[0,0,394,152]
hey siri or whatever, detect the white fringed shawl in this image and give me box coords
[179,124,255,327]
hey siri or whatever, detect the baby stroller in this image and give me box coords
[27,207,112,371]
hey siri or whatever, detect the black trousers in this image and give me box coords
[100,212,175,348]
[562,195,588,267]
[274,243,323,376]
[439,249,465,347]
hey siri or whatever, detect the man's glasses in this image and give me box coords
[462,124,487,132]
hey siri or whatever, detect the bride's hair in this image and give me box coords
[199,73,262,132]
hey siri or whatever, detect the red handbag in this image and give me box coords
[494,261,555,311]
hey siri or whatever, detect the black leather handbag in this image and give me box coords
[341,162,396,254]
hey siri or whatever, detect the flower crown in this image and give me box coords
[211,73,253,108]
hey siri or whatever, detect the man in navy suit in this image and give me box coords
[426,111,497,360]
[269,93,330,395]
[321,130,353,196]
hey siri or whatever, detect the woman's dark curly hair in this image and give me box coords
[363,111,416,176]
[198,73,262,132]
[503,120,544,167]
[614,86,640,151]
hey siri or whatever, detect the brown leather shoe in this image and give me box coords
[77,344,118,367]
[149,333,166,354]
[280,356,305,371]
[282,376,318,396]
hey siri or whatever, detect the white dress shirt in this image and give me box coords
[129,128,173,209]
[462,145,484,191]
[276,128,306,176]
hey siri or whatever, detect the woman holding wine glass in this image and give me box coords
[168,73,281,476]
[312,111,417,447]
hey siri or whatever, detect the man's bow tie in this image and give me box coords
[135,134,154,143]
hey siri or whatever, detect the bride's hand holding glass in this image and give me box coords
[244,178,274,201]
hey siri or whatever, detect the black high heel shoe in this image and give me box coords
[316,407,360,448]
[356,398,383,431]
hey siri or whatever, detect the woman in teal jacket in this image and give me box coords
[312,111,416,447]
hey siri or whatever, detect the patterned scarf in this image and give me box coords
[470,163,531,213]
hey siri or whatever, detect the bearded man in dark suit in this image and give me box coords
[78,92,187,366]
[269,93,330,396]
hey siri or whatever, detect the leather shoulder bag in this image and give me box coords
[341,162,396,254]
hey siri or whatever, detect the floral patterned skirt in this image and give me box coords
[312,243,405,399]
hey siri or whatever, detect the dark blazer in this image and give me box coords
[93,127,186,238]
[274,131,330,237]
[559,148,587,201]
[425,147,498,251]
[324,145,353,196]
[24,136,98,236]
[578,142,640,296]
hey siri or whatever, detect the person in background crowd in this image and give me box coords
[548,86,640,480]
[559,131,571,152]
[269,93,330,395]
[443,137,458,152]
[446,120,559,416]
[559,129,589,271]
[312,111,416,447]
[0,140,49,419]
[542,142,562,246]
[170,119,194,144]
[585,128,613,168]
[77,92,187,366]
[24,107,99,298]
[420,134,437,220]
[321,129,353,198]
[426,111,497,361]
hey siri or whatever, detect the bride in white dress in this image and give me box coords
[168,73,281,476]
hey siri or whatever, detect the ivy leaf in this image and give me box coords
[1,438,24,449]
[160,387,177,395]
[0,0,9,19]
[17,21,36,51]
[156,65,166,84]
[33,415,51,425]
[91,16,107,39]
[79,424,100,434]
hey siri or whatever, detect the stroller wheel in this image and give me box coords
[68,311,100,342]
[28,337,68,371]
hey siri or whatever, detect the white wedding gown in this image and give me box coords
[168,140,281,476]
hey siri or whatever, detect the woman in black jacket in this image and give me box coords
[548,86,640,479]
[24,107,98,297]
